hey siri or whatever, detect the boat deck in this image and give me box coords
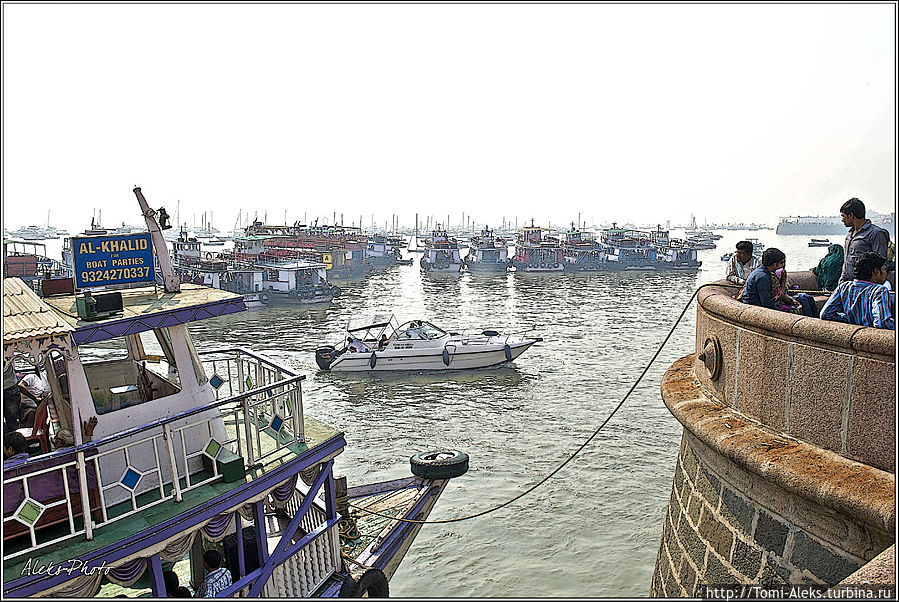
[3,415,341,586]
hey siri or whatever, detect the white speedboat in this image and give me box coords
[315,314,542,372]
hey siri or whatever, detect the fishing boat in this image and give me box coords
[419,227,463,273]
[463,227,510,273]
[3,240,69,293]
[598,225,659,271]
[511,222,564,272]
[808,238,831,247]
[315,314,542,372]
[3,187,466,599]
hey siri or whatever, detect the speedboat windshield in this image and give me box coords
[396,321,447,340]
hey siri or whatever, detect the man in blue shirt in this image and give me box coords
[741,248,785,310]
[821,252,894,330]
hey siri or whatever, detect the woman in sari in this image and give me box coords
[812,244,844,292]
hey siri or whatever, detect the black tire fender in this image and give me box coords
[369,352,377,369]
[338,568,389,598]
[258,291,271,304]
[410,450,469,480]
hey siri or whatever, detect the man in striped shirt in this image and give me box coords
[820,252,894,330]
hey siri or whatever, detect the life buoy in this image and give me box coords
[554,263,559,269]
[206,252,213,259]
[540,262,546,268]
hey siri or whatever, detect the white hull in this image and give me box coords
[328,340,535,372]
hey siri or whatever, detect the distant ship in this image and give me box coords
[776,210,895,236]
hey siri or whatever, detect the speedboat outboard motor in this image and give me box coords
[315,345,338,371]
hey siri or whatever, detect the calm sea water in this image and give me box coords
[36,230,839,597]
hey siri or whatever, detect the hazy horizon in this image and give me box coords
[3,4,896,232]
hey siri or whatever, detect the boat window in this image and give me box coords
[81,329,184,416]
[419,322,447,340]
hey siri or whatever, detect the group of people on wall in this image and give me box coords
[725,197,894,330]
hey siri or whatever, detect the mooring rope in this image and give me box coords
[347,281,734,525]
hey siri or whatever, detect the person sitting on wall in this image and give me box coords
[741,248,786,311]
[770,264,818,317]
[812,244,844,292]
[725,240,760,285]
[839,197,890,284]
[195,549,232,597]
[820,252,894,330]
[3,432,31,464]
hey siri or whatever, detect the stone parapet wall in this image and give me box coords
[694,276,894,472]
[651,355,894,595]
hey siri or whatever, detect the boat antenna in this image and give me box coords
[133,186,180,293]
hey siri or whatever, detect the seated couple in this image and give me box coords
[738,248,817,317]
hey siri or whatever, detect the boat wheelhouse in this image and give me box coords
[255,258,341,305]
[463,227,510,273]
[598,226,659,271]
[365,234,403,269]
[561,226,605,272]
[315,314,542,372]
[3,188,464,599]
[419,227,463,273]
[511,223,563,272]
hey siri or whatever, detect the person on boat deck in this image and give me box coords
[196,549,232,597]
[3,360,23,432]
[53,416,98,450]
[406,321,425,339]
[164,569,193,598]
[725,241,760,285]
[821,252,895,330]
[3,431,30,463]
[812,244,845,292]
[378,334,389,349]
[346,337,366,353]
[840,197,890,284]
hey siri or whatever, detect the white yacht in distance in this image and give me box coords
[315,314,542,372]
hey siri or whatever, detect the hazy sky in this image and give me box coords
[2,3,895,231]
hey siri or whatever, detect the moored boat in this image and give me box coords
[419,227,463,273]
[464,227,510,273]
[315,314,542,372]
[808,238,831,247]
[511,222,563,272]
[3,188,465,599]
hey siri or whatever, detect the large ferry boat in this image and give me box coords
[419,227,463,273]
[511,222,563,273]
[3,188,466,598]
[463,227,510,273]
[776,211,895,236]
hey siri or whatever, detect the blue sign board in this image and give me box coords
[73,233,156,288]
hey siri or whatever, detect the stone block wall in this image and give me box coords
[651,433,892,596]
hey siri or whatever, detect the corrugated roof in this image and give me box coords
[3,278,74,346]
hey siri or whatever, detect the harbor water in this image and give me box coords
[34,230,842,597]
[185,230,835,597]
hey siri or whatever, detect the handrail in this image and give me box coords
[4,348,303,470]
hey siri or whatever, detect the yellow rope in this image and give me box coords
[347,282,729,525]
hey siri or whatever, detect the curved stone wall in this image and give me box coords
[651,275,895,595]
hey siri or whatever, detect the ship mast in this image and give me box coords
[133,187,180,293]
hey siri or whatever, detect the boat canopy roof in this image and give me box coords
[41,284,245,345]
[3,278,74,355]
[346,314,398,333]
